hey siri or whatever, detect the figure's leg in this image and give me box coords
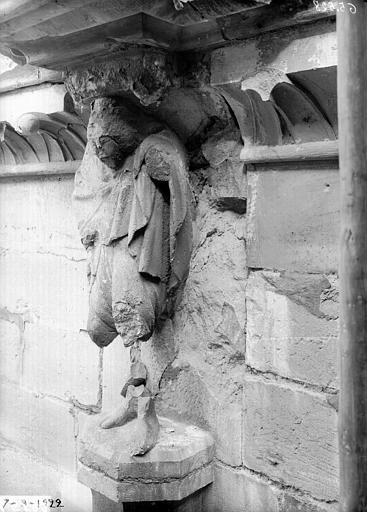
[130,394,160,457]
[101,240,161,454]
[99,343,145,429]
[111,238,160,348]
[100,341,161,453]
[87,245,118,348]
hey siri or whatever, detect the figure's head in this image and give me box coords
[87,97,162,170]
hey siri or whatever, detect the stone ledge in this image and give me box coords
[78,416,214,503]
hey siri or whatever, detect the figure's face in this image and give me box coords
[87,98,153,169]
[88,117,126,170]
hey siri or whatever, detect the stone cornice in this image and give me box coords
[0,1,334,70]
[240,140,338,165]
[0,64,63,94]
[210,21,338,165]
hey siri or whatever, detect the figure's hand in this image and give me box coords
[144,147,170,181]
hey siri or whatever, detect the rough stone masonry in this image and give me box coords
[0,2,341,511]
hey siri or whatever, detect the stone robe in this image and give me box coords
[73,129,192,347]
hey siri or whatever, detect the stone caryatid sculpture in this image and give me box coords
[73,97,192,455]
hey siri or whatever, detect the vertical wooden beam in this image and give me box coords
[338,2,367,510]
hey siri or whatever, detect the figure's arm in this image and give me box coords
[144,146,171,181]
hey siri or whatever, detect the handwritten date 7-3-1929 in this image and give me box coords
[0,497,64,511]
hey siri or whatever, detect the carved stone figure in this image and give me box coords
[73,97,192,455]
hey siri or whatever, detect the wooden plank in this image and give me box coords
[240,140,338,164]
[337,2,367,511]
[0,160,80,178]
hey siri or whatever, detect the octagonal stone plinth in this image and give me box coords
[78,415,214,503]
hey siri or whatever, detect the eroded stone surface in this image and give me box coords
[203,463,338,512]
[22,324,100,405]
[0,380,77,473]
[210,22,337,87]
[242,376,338,501]
[155,139,247,467]
[246,270,338,388]
[203,463,280,512]
[247,166,339,272]
[0,319,22,383]
[0,439,92,512]
[0,18,343,511]
[65,50,175,107]
[72,96,193,455]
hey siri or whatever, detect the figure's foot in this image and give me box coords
[99,385,143,429]
[130,396,160,456]
[99,401,136,429]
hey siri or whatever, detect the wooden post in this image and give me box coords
[337,2,367,510]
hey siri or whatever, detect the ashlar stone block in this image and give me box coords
[22,323,100,405]
[78,415,214,503]
[246,270,338,388]
[242,376,338,501]
[0,380,76,473]
[0,175,83,259]
[0,440,92,512]
[0,251,89,334]
[0,319,22,382]
[203,463,280,512]
[247,167,339,272]
[157,363,243,468]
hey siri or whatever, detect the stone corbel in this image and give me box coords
[64,48,177,111]
[65,52,248,215]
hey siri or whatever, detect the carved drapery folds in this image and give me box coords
[74,97,193,350]
[71,94,194,455]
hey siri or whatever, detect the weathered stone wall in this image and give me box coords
[0,128,339,512]
[153,155,339,511]
[0,21,340,510]
[0,173,97,510]
[0,80,95,509]
[155,23,340,511]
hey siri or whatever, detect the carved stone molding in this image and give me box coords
[216,65,338,164]
[0,1,332,69]
[0,111,86,176]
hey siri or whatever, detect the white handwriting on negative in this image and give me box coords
[313,1,357,13]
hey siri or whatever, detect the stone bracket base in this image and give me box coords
[78,416,214,504]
